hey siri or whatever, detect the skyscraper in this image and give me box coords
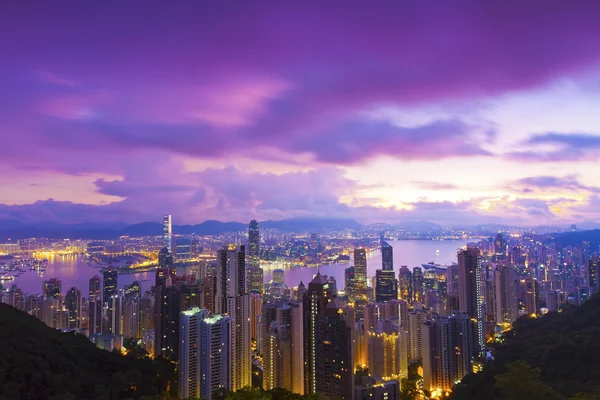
[174,237,192,261]
[457,246,485,357]
[315,299,354,400]
[263,303,304,393]
[344,267,356,299]
[102,267,118,334]
[354,248,367,297]
[248,220,260,269]
[247,220,263,292]
[494,265,517,325]
[382,242,393,271]
[215,245,251,390]
[155,284,180,359]
[88,276,102,335]
[64,287,82,330]
[422,313,474,394]
[494,233,505,259]
[375,269,397,303]
[247,266,264,294]
[412,267,424,303]
[588,255,600,295]
[200,314,232,400]
[43,278,62,300]
[180,308,232,400]
[398,266,412,302]
[163,214,172,252]
[521,277,538,316]
[303,273,335,395]
[408,310,427,363]
[179,307,210,399]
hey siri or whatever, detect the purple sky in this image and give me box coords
[1,1,600,227]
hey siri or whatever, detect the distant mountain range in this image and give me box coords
[0,217,598,241]
[554,229,600,250]
[0,218,364,241]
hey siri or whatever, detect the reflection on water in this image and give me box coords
[10,254,156,295]
[8,239,472,295]
[263,239,471,289]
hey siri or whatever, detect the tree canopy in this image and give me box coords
[450,294,600,399]
[0,304,176,400]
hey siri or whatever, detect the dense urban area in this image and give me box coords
[1,216,599,399]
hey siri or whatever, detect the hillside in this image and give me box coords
[450,294,600,400]
[0,304,175,400]
[554,229,600,250]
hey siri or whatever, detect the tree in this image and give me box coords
[494,361,560,400]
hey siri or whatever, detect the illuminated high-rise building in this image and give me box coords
[201,275,216,313]
[248,220,260,269]
[412,267,424,303]
[250,293,263,341]
[375,269,397,303]
[303,273,335,395]
[587,255,600,295]
[64,287,82,330]
[521,277,538,315]
[179,308,232,400]
[163,214,172,252]
[174,237,192,261]
[248,265,264,295]
[262,303,304,393]
[88,276,102,336]
[344,267,356,299]
[216,245,251,390]
[382,242,393,271]
[422,313,474,395]
[122,296,141,338]
[398,266,412,302]
[102,267,118,334]
[216,245,246,315]
[494,232,505,257]
[408,310,427,363]
[273,269,285,285]
[179,307,210,399]
[315,299,354,400]
[354,248,367,297]
[124,281,141,298]
[494,265,517,324]
[43,278,62,300]
[155,285,180,359]
[457,246,485,357]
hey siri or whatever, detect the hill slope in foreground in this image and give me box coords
[451,293,600,400]
[0,304,175,400]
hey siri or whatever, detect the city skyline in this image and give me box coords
[2,2,600,227]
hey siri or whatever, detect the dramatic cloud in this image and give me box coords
[1,2,600,225]
[508,133,600,162]
[512,175,600,194]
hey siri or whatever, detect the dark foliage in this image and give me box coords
[0,304,175,400]
[450,294,600,399]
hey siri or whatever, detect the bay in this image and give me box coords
[5,239,472,295]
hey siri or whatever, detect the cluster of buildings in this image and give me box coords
[1,216,599,400]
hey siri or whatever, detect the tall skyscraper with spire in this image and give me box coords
[248,220,260,268]
[163,214,172,252]
[248,220,263,293]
